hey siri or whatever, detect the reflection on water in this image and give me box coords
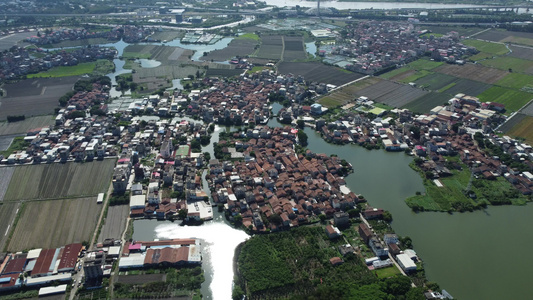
[134,218,249,300]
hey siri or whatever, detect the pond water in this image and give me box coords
[305,41,317,57]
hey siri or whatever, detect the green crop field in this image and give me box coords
[505,115,533,145]
[463,39,509,55]
[236,33,260,41]
[3,159,115,201]
[27,60,114,78]
[478,86,533,113]
[318,77,381,107]
[407,59,444,71]
[480,56,533,74]
[496,73,533,89]
[7,197,101,251]
[402,92,453,114]
[380,67,410,79]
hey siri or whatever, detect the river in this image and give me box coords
[264,0,488,10]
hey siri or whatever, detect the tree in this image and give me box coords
[383,275,412,296]
[297,119,305,129]
[297,130,308,146]
[178,209,188,220]
[382,210,393,223]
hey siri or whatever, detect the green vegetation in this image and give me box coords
[379,67,410,79]
[236,33,260,41]
[462,39,509,56]
[437,82,456,93]
[505,115,533,145]
[479,56,533,74]
[406,156,528,212]
[375,266,402,279]
[27,60,114,78]
[401,70,432,83]
[496,73,533,90]
[477,86,533,113]
[235,226,425,299]
[122,50,152,59]
[406,59,444,71]
[114,267,204,299]
[0,290,38,300]
[318,77,381,108]
[0,137,28,157]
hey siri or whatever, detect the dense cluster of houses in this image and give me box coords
[0,46,115,83]
[327,21,475,74]
[207,126,364,231]
[24,26,153,45]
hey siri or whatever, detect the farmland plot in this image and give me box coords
[480,56,533,74]
[509,45,533,61]
[0,116,54,136]
[435,64,508,84]
[504,114,533,145]
[520,101,533,117]
[7,197,100,251]
[3,159,115,201]
[0,167,15,202]
[98,205,129,243]
[277,62,364,86]
[205,68,244,77]
[256,36,283,60]
[499,113,528,133]
[402,92,453,114]
[201,39,257,61]
[414,73,456,90]
[0,77,80,120]
[444,79,490,96]
[477,86,533,113]
[0,202,20,251]
[282,36,307,61]
[318,77,381,107]
[354,80,429,107]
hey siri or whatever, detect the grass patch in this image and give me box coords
[496,73,533,90]
[400,69,432,83]
[374,103,393,110]
[438,82,456,93]
[374,267,402,279]
[380,67,410,79]
[463,39,509,55]
[407,58,444,71]
[0,137,28,157]
[419,33,444,38]
[27,61,97,78]
[477,86,533,113]
[479,56,533,74]
[237,33,260,41]
[122,51,152,59]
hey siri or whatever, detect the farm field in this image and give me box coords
[353,80,429,108]
[318,77,379,108]
[402,92,454,114]
[419,25,484,37]
[0,167,15,202]
[201,38,257,61]
[27,60,114,78]
[520,101,533,116]
[205,68,243,77]
[504,115,533,144]
[477,86,533,113]
[462,39,509,56]
[282,36,307,61]
[495,73,533,90]
[499,113,528,133]
[508,45,533,60]
[255,35,283,60]
[98,205,129,243]
[0,116,54,136]
[434,64,508,84]
[414,73,456,90]
[473,29,533,42]
[0,202,20,251]
[149,30,184,42]
[443,78,490,96]
[479,56,533,74]
[41,37,109,49]
[380,67,411,80]
[7,197,101,251]
[277,62,364,86]
[3,159,115,201]
[0,76,80,120]
[0,134,18,152]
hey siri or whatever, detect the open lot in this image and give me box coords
[434,64,508,84]
[0,76,80,120]
[353,80,429,108]
[7,197,101,251]
[402,92,454,114]
[277,62,364,86]
[504,114,533,144]
[0,32,34,51]
[0,116,54,136]
[477,86,533,113]
[3,159,115,201]
[201,38,258,61]
[318,77,379,107]
[0,202,20,251]
[255,35,283,60]
[98,205,129,243]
